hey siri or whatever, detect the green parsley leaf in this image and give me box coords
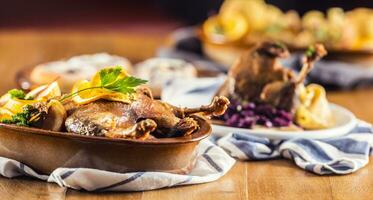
[99,66,123,86]
[8,89,26,99]
[98,66,147,95]
[274,41,285,49]
[305,46,316,57]
[105,76,148,94]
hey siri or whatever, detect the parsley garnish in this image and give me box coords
[99,67,124,86]
[305,46,316,57]
[8,89,26,99]
[7,89,33,100]
[60,66,147,102]
[99,66,147,94]
[274,41,285,49]
[0,104,44,126]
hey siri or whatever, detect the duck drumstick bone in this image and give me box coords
[296,44,327,84]
[171,96,230,118]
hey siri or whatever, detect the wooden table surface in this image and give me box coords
[0,30,373,200]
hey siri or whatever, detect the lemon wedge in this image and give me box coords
[36,82,61,100]
[71,80,112,105]
[25,85,48,100]
[25,81,62,101]
[2,98,40,114]
[0,107,14,120]
[104,93,134,103]
[70,67,135,105]
[0,93,11,107]
[71,80,132,105]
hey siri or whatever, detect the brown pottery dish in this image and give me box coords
[0,115,211,175]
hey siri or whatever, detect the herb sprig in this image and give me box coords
[8,89,33,100]
[8,89,26,99]
[0,104,44,126]
[60,66,147,102]
[305,46,316,57]
[99,67,147,94]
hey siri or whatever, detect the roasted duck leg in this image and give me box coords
[65,88,229,139]
[296,44,327,84]
[260,44,327,110]
[169,96,230,118]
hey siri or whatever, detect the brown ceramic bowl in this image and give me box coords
[0,115,211,175]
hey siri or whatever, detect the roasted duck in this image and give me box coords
[65,87,229,139]
[217,42,327,112]
[216,42,335,130]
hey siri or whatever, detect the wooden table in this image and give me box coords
[0,30,372,200]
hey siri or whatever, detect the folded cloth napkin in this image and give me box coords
[0,140,235,191]
[162,77,373,175]
[217,121,373,175]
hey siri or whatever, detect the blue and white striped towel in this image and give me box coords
[163,77,373,175]
[0,140,235,191]
[217,120,373,175]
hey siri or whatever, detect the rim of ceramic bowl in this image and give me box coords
[0,115,211,145]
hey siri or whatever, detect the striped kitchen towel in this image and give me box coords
[217,120,373,175]
[162,76,373,175]
[0,139,235,191]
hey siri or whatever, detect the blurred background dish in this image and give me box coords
[18,57,203,98]
[200,0,373,67]
[24,53,132,92]
[135,58,197,97]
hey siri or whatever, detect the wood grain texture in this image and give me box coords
[0,30,373,200]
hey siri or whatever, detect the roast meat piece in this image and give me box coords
[65,87,229,139]
[217,42,326,112]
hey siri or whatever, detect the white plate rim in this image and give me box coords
[212,103,357,140]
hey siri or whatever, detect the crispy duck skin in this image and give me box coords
[65,87,229,139]
[217,42,326,112]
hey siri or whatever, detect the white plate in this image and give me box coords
[212,104,357,140]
